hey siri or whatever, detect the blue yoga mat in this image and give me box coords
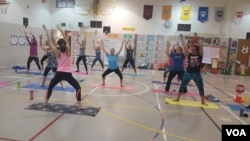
[22,83,75,92]
[17,70,52,75]
[227,104,250,112]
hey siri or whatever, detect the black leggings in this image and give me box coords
[43,67,57,76]
[165,70,187,92]
[91,58,104,69]
[40,55,48,66]
[27,56,41,70]
[102,68,123,80]
[76,55,88,72]
[46,72,81,101]
[122,59,136,68]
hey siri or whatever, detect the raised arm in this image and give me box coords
[42,24,59,57]
[116,40,125,55]
[92,40,97,50]
[51,30,58,47]
[30,31,37,44]
[125,39,130,49]
[56,25,70,55]
[100,40,108,55]
[132,38,136,50]
[24,31,31,45]
[197,38,203,56]
[76,34,81,45]
[83,30,87,47]
[39,35,47,51]
[166,41,172,56]
[180,34,189,56]
[56,25,66,39]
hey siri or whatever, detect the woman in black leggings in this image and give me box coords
[100,39,124,87]
[42,24,86,109]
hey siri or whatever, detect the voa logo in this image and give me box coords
[226,129,246,136]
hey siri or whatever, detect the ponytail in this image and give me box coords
[57,38,67,53]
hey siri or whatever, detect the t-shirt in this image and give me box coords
[57,52,72,73]
[126,49,133,59]
[79,46,85,56]
[186,54,203,73]
[95,50,101,59]
[46,51,58,68]
[107,54,118,70]
[170,52,185,71]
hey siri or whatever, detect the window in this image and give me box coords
[56,0,75,8]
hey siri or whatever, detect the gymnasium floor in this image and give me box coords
[0,65,249,141]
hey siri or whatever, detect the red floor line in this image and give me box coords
[28,113,64,141]
[0,138,20,141]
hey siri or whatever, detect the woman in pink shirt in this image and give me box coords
[42,24,86,109]
[24,31,42,73]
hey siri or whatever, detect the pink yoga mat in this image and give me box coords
[151,89,200,97]
[0,82,8,87]
[90,83,134,90]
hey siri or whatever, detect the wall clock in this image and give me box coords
[41,0,46,3]
[18,36,26,45]
[10,36,18,45]
[164,20,171,28]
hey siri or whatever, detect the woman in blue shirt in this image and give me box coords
[100,39,124,87]
[165,38,188,92]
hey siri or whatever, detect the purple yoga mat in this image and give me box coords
[151,88,200,97]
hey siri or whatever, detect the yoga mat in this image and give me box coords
[25,102,101,116]
[227,104,250,112]
[152,80,194,86]
[22,83,75,92]
[17,70,51,75]
[151,89,200,97]
[91,68,104,71]
[73,71,88,75]
[90,83,134,90]
[12,66,25,70]
[122,72,146,76]
[0,82,8,87]
[165,97,219,109]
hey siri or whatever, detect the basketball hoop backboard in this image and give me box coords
[0,1,10,14]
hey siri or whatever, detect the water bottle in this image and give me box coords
[239,106,244,117]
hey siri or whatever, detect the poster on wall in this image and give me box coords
[202,46,212,64]
[229,40,238,54]
[162,5,172,20]
[71,31,80,64]
[198,7,209,23]
[214,7,225,22]
[143,5,153,20]
[181,5,192,21]
[233,9,244,24]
